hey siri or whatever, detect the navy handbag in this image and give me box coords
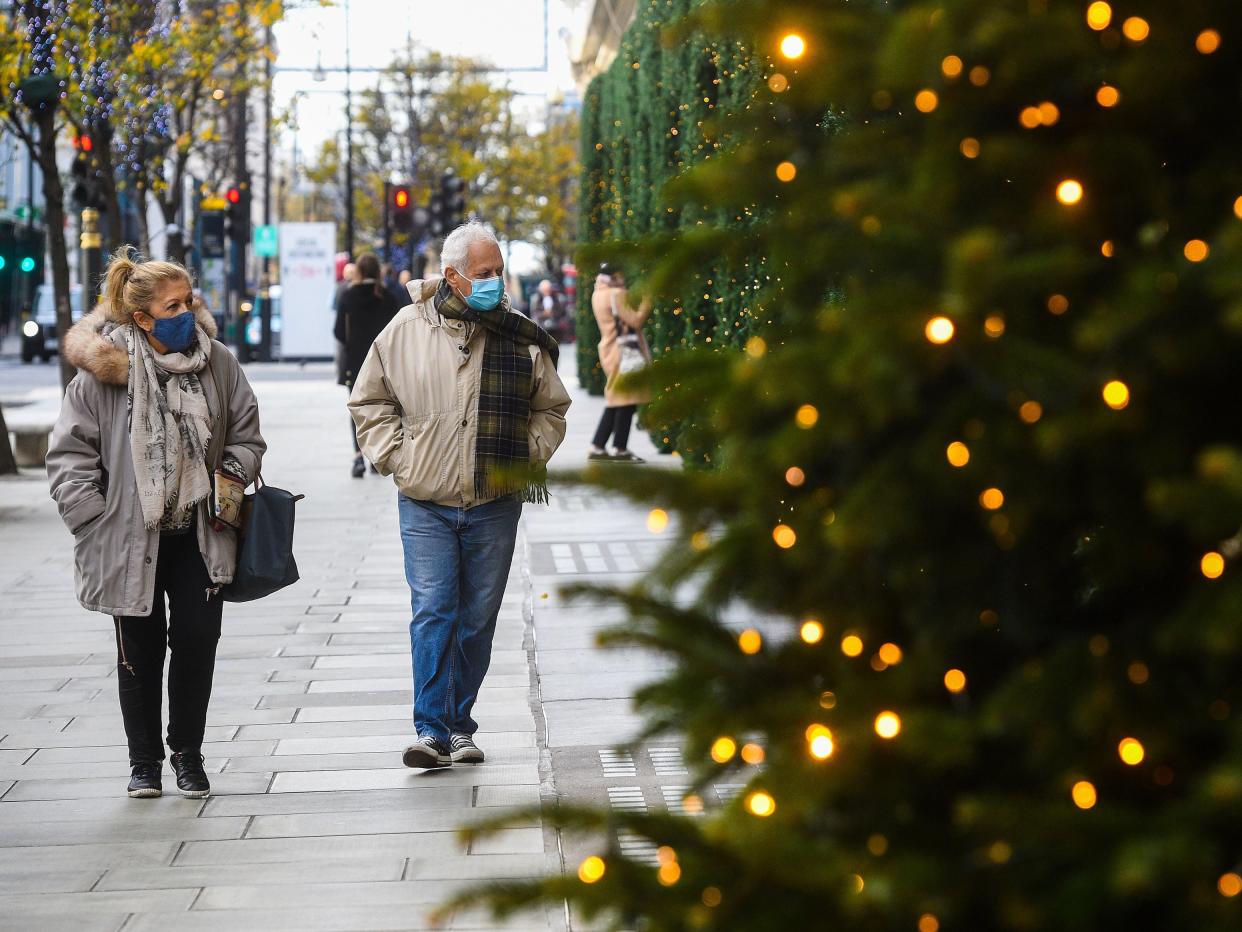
[221,476,304,602]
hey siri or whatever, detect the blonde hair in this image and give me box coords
[102,247,194,324]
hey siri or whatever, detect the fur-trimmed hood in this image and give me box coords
[63,305,218,386]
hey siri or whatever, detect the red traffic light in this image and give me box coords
[74,134,94,152]
[392,187,410,209]
[226,187,241,204]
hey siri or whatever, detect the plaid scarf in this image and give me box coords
[435,280,560,503]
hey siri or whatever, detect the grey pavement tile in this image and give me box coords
[272,731,533,757]
[467,828,544,856]
[403,853,546,881]
[175,831,466,866]
[0,910,127,932]
[0,780,14,798]
[0,795,205,824]
[5,723,237,748]
[28,739,277,765]
[59,707,295,726]
[0,867,104,895]
[245,807,538,839]
[292,704,410,722]
[96,857,405,891]
[194,879,479,910]
[0,840,179,870]
[0,655,91,669]
[0,889,198,915]
[537,671,665,702]
[278,644,406,657]
[201,785,472,818]
[542,698,644,748]
[270,762,538,793]
[0,814,249,846]
[305,674,529,692]
[260,689,410,708]
[224,751,407,773]
[474,785,541,808]
[124,906,455,932]
[3,770,272,801]
[0,664,114,681]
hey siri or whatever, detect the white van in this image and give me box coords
[22,283,84,363]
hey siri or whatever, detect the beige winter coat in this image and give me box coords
[347,277,571,508]
[46,306,266,616]
[592,275,652,407]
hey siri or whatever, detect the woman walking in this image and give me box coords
[334,252,402,477]
[47,248,265,799]
[589,263,652,462]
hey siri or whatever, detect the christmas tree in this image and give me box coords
[462,1,1242,928]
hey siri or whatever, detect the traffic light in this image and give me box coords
[225,183,251,243]
[390,183,413,232]
[20,256,36,273]
[441,170,466,229]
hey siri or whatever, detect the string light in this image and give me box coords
[578,856,606,883]
[1234,195,1242,220]
[841,634,864,657]
[1102,380,1130,410]
[1122,17,1150,42]
[1096,85,1120,107]
[738,629,763,654]
[1196,29,1221,54]
[849,874,865,893]
[779,33,806,59]
[1184,239,1209,262]
[1072,780,1097,809]
[878,643,903,665]
[1018,400,1043,424]
[657,861,681,886]
[874,711,901,739]
[946,441,970,467]
[711,737,737,763]
[808,724,835,760]
[1219,873,1242,898]
[745,790,776,816]
[1056,179,1084,205]
[1201,551,1225,579]
[984,314,1005,337]
[1127,662,1150,685]
[960,137,980,158]
[785,466,806,486]
[941,55,963,78]
[1118,737,1145,765]
[1020,107,1042,130]
[944,668,967,693]
[767,73,788,93]
[925,316,955,343]
[795,404,819,428]
[773,525,797,548]
[918,916,941,932]
[915,89,939,113]
[1085,2,1112,30]
[745,335,767,357]
[800,619,824,643]
[1047,294,1070,315]
[702,887,723,907]
[647,509,669,533]
[979,488,1005,510]
[776,161,797,182]
[969,65,990,86]
[741,742,765,764]
[867,834,888,856]
[1100,240,1115,258]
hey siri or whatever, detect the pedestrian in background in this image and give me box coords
[46,247,265,800]
[335,252,401,478]
[333,262,359,387]
[589,262,651,462]
[349,222,570,769]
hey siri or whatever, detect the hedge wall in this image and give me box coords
[575,0,765,401]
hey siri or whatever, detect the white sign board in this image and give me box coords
[277,222,336,358]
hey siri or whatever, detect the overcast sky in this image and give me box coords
[271,0,586,160]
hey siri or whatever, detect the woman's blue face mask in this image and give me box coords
[148,310,197,352]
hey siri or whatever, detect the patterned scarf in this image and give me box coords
[435,280,559,503]
[123,322,213,529]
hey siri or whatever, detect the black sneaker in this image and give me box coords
[402,734,452,769]
[351,456,366,479]
[450,733,485,763]
[170,751,211,798]
[127,762,162,798]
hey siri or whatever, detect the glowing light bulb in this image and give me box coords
[800,619,824,644]
[919,915,941,932]
[1201,551,1225,579]
[960,137,980,159]
[776,161,797,182]
[915,89,939,113]
[925,316,955,344]
[944,668,967,693]
[738,629,763,655]
[1072,780,1097,809]
[840,634,864,657]
[779,33,806,59]
[878,642,903,665]
[1019,106,1042,130]
[979,488,1005,510]
[578,855,606,883]
[1184,239,1209,262]
[1196,29,1221,54]
[745,790,776,816]
[984,314,1005,337]
[1057,179,1084,205]
[710,736,737,763]
[740,742,765,765]
[874,711,901,739]
[1102,380,1130,410]
[1086,2,1112,30]
[1118,737,1145,765]
[941,55,963,78]
[1220,873,1242,898]
[773,525,797,549]
[657,861,681,886]
[1047,294,1070,315]
[1096,85,1120,107]
[1122,17,1149,42]
[946,441,970,467]
[795,404,819,428]
[785,466,806,487]
[647,509,669,533]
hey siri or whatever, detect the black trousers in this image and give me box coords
[113,528,223,765]
[346,386,361,454]
[592,405,637,450]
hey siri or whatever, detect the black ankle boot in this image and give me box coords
[351,455,365,478]
[127,762,162,798]
[170,751,210,798]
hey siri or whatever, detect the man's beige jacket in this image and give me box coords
[348,277,571,508]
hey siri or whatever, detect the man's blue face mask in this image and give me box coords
[149,310,197,352]
[455,270,505,311]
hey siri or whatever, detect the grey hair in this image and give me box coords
[440,222,499,275]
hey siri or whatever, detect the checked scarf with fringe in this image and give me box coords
[435,280,560,503]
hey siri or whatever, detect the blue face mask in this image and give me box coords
[149,310,197,352]
[458,274,505,312]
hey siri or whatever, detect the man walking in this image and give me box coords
[349,222,571,768]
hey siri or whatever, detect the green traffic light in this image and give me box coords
[0,256,6,270]
[20,257,35,273]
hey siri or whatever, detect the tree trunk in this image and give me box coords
[0,405,18,475]
[93,123,123,250]
[135,185,151,255]
[36,107,77,392]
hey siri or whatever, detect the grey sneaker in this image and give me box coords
[450,733,485,763]
[402,734,452,769]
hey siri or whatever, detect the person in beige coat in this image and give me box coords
[348,222,570,769]
[590,263,652,462]
[46,248,265,800]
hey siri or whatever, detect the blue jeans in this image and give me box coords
[398,494,523,743]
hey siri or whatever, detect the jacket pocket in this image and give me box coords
[392,413,457,502]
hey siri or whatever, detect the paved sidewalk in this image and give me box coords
[0,359,609,931]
